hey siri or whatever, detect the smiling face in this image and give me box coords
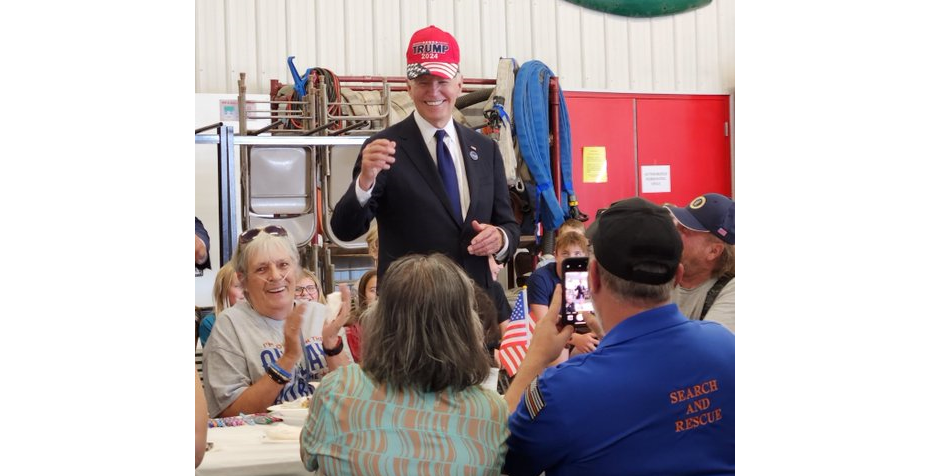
[295,277,319,302]
[407,74,462,129]
[241,244,297,320]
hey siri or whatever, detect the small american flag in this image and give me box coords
[498,287,535,376]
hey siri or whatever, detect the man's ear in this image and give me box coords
[673,263,685,286]
[707,242,724,261]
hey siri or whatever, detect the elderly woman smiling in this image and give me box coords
[202,225,353,418]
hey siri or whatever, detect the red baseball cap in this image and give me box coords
[405,25,460,80]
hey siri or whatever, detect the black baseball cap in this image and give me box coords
[664,193,735,245]
[591,197,682,285]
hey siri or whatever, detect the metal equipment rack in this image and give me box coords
[195,124,367,290]
[197,69,502,290]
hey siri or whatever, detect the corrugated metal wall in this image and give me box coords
[196,0,733,95]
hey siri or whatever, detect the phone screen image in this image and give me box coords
[563,270,594,326]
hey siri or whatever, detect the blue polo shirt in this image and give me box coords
[504,303,735,476]
[526,262,559,307]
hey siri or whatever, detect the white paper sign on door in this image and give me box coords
[641,165,671,193]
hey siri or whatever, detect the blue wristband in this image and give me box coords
[269,362,292,380]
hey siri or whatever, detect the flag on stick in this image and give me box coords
[498,287,536,376]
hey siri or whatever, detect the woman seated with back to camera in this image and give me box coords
[202,225,353,418]
[300,254,509,476]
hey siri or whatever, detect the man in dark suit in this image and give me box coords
[331,25,519,290]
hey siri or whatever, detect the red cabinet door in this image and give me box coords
[563,92,637,221]
[636,95,732,207]
[563,92,732,226]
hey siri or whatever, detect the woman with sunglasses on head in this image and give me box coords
[202,226,354,418]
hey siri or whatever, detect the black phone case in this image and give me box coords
[561,257,590,328]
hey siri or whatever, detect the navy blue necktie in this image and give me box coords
[435,129,462,221]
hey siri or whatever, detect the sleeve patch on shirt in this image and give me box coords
[525,377,546,420]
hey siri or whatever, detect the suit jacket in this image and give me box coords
[195,216,211,270]
[331,115,520,289]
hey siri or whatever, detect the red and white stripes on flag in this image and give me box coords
[420,62,459,78]
[498,287,536,377]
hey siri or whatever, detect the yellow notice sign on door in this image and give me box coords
[582,147,608,183]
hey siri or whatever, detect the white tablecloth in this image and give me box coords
[196,423,311,476]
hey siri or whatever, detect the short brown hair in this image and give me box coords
[555,231,589,254]
[560,218,585,235]
[360,254,491,392]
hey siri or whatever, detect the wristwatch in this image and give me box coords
[323,336,345,356]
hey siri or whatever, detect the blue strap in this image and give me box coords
[495,104,511,125]
[287,56,313,99]
[514,60,578,235]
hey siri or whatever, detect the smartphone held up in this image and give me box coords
[560,257,593,330]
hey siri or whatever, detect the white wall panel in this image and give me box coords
[315,0,346,72]
[555,0,583,89]
[580,9,606,89]
[628,17,653,91]
[285,0,318,74]
[650,15,675,91]
[717,0,735,92]
[673,11,697,91]
[344,0,374,74]
[478,0,507,79]
[195,0,735,94]
[428,0,456,34]
[695,1,720,91]
[604,15,630,90]
[195,0,228,93]
[454,0,484,77]
[399,0,430,66]
[373,0,403,76]
[226,0,259,93]
[531,0,559,71]
[256,2,289,88]
[505,0,533,62]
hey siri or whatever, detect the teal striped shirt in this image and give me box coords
[301,364,509,475]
